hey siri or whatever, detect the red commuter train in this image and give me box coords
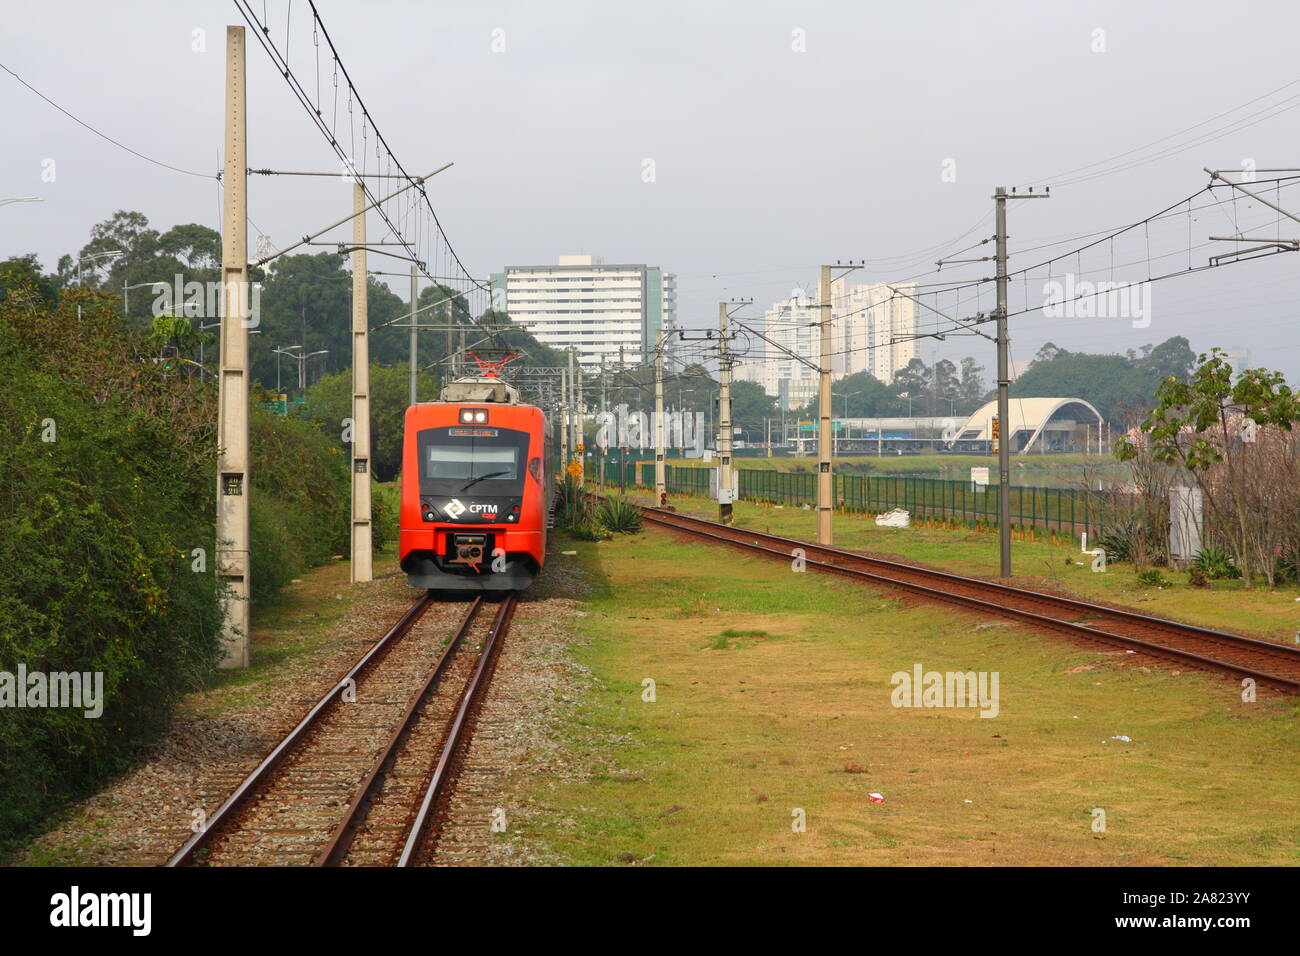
[399,376,552,592]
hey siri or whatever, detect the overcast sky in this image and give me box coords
[4,0,1299,379]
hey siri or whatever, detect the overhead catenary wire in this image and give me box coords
[0,58,214,179]
[230,0,488,328]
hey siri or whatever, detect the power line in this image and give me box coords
[230,0,488,326]
[0,58,214,179]
[1035,86,1300,188]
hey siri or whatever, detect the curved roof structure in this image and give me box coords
[957,397,1103,453]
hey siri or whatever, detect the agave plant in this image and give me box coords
[595,496,643,535]
[1191,545,1241,580]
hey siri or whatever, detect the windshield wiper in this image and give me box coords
[460,471,509,491]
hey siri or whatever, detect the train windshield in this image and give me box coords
[417,426,529,493]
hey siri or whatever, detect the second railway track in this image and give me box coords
[634,503,1300,693]
[167,591,518,867]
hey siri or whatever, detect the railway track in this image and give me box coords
[167,592,518,867]
[635,504,1300,694]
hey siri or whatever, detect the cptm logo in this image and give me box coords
[444,498,467,518]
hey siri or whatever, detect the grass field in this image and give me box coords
[522,526,1300,866]
[602,487,1300,643]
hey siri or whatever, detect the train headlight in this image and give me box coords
[460,408,489,424]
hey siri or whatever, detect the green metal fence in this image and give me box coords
[601,461,1121,540]
[834,473,1110,538]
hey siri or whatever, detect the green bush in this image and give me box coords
[0,284,353,849]
[566,519,611,542]
[372,481,400,552]
[301,363,431,482]
[248,409,350,603]
[555,476,588,526]
[1277,550,1299,586]
[0,289,222,847]
[595,496,642,534]
[1096,516,1140,563]
[1190,545,1241,580]
[1136,568,1170,588]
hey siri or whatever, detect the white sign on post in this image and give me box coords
[970,467,989,492]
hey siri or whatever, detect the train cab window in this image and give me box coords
[423,444,518,482]
[417,426,530,494]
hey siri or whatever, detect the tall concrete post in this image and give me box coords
[444,297,453,385]
[216,25,250,668]
[575,358,585,488]
[817,264,833,545]
[350,181,373,583]
[409,263,418,406]
[717,302,734,525]
[566,350,576,468]
[654,328,666,504]
[599,354,607,490]
[559,367,570,472]
[995,187,1011,578]
[618,345,627,487]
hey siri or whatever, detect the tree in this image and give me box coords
[157,223,221,270]
[303,362,434,481]
[892,358,931,413]
[958,357,986,413]
[1117,348,1300,586]
[144,313,215,373]
[0,255,60,304]
[1034,342,1064,364]
[251,252,352,390]
[729,379,777,439]
[797,370,905,420]
[932,358,960,415]
[1009,337,1197,424]
[1137,336,1195,382]
[55,212,222,329]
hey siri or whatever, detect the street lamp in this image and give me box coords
[301,350,328,388]
[677,387,694,455]
[198,320,261,367]
[0,197,42,207]
[272,345,328,391]
[834,389,861,454]
[123,280,168,316]
[273,345,301,393]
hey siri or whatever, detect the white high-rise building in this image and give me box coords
[733,295,820,411]
[736,281,919,411]
[832,279,917,384]
[490,255,676,369]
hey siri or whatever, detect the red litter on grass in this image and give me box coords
[868,792,885,804]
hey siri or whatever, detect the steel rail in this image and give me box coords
[648,508,1300,657]
[166,594,434,867]
[637,506,1300,693]
[313,597,484,867]
[397,593,518,867]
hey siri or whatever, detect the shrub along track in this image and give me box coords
[632,503,1300,694]
[167,592,517,867]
